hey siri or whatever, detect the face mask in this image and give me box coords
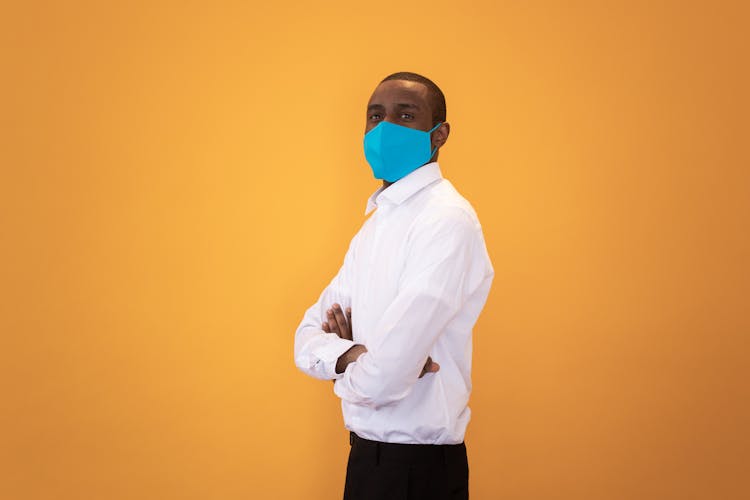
[364,121,443,182]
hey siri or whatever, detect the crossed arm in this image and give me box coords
[321,303,439,377]
[294,207,487,408]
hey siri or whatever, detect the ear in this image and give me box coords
[431,122,450,150]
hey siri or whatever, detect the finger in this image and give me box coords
[326,309,340,335]
[333,304,348,335]
[424,356,440,372]
[419,357,430,378]
[332,304,351,340]
[419,357,440,378]
[346,308,352,334]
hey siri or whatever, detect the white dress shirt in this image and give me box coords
[294,162,494,444]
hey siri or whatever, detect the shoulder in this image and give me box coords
[416,179,482,233]
[406,194,483,253]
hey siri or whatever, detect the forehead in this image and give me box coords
[367,80,430,107]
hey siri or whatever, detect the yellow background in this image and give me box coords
[2,1,748,499]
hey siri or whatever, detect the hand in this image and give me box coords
[322,305,357,377]
[322,303,353,341]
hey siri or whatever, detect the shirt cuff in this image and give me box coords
[311,334,356,379]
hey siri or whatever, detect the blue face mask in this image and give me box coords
[364,121,443,182]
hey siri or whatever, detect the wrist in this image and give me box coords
[335,344,367,374]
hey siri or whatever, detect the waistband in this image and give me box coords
[349,432,466,465]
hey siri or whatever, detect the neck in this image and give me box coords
[381,159,438,190]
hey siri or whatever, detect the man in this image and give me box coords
[294,72,494,500]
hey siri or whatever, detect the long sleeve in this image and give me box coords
[294,235,358,380]
[333,207,493,408]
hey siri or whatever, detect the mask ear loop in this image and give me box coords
[428,122,443,159]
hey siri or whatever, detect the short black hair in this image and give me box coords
[380,72,446,126]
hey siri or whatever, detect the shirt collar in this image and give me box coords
[365,162,443,215]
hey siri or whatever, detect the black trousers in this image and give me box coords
[343,433,469,500]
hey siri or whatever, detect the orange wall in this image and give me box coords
[2,1,748,499]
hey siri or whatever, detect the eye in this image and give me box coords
[400,113,414,120]
[368,113,382,121]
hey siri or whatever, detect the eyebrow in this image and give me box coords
[367,103,421,112]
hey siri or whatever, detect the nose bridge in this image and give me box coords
[383,105,398,123]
